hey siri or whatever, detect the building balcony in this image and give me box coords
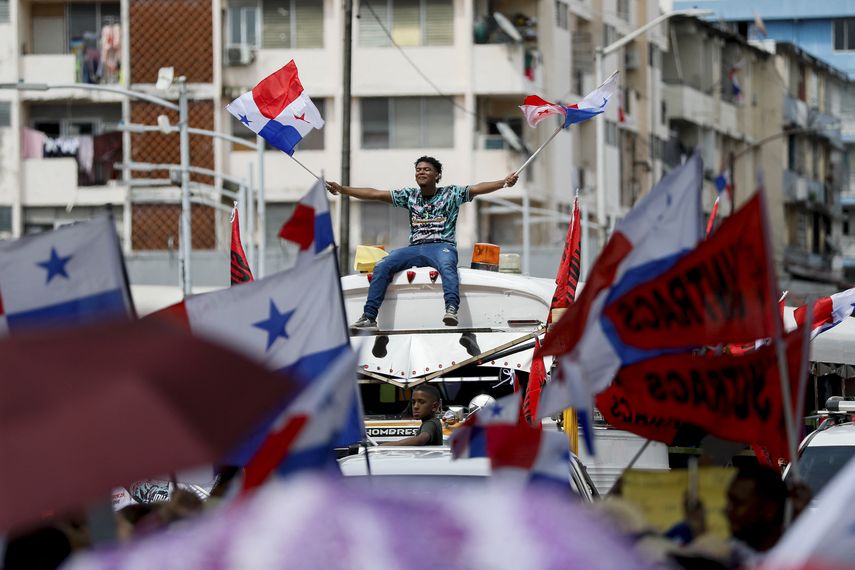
[784,246,840,283]
[783,169,836,208]
[472,43,542,95]
[663,84,739,136]
[19,55,124,102]
[784,95,808,128]
[222,48,338,96]
[21,158,126,206]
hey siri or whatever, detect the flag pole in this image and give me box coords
[511,124,563,180]
[323,169,373,476]
[288,154,323,182]
[759,187,799,477]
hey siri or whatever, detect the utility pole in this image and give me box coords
[339,0,353,273]
[177,76,192,296]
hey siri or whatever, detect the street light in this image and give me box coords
[594,8,713,246]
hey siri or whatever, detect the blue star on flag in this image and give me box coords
[37,247,73,284]
[489,403,504,417]
[253,299,296,350]
[239,114,251,126]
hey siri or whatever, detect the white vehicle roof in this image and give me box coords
[803,423,855,447]
[338,447,490,477]
[343,267,557,383]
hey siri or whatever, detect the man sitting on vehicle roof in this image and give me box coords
[328,156,518,330]
[380,385,443,446]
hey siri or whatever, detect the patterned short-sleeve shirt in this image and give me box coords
[389,185,471,245]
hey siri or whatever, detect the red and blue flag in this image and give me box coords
[227,60,324,155]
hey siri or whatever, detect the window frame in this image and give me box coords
[833,18,855,52]
[359,0,454,48]
[360,96,455,150]
[228,1,261,48]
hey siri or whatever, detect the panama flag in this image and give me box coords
[537,153,703,419]
[242,349,363,491]
[0,216,133,334]
[227,60,324,155]
[793,286,855,340]
[519,71,619,129]
[158,249,348,383]
[278,178,335,258]
[450,392,572,487]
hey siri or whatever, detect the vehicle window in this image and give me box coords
[795,445,855,496]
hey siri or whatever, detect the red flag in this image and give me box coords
[595,379,681,444]
[614,325,805,462]
[603,192,775,352]
[522,338,546,425]
[230,205,254,286]
[548,196,582,323]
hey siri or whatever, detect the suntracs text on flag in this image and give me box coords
[536,153,703,419]
[227,60,324,156]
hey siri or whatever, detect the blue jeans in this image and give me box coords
[363,242,459,318]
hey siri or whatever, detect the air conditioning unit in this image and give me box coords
[225,45,255,66]
[624,47,641,71]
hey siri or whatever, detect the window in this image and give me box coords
[262,0,323,48]
[0,0,9,23]
[0,207,10,234]
[231,99,326,151]
[359,0,454,47]
[361,97,454,149]
[602,24,620,47]
[833,18,855,51]
[605,120,618,146]
[229,0,259,47]
[616,0,630,22]
[0,101,10,127]
[555,1,568,30]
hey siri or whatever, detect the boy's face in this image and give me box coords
[411,390,438,420]
[414,161,439,187]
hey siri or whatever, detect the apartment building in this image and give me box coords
[674,0,855,286]
[223,0,583,277]
[566,0,669,254]
[663,16,849,298]
[0,0,682,286]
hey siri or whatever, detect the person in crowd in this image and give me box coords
[327,157,518,330]
[724,464,789,565]
[381,384,443,446]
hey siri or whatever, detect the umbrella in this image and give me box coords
[0,318,299,532]
[65,476,653,570]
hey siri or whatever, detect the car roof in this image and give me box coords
[338,446,491,476]
[805,423,855,447]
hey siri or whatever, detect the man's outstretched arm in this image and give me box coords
[327,182,393,203]
[468,172,519,197]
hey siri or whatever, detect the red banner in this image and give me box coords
[522,338,546,425]
[230,208,254,286]
[596,379,681,444]
[603,193,774,351]
[548,197,582,322]
[614,326,804,461]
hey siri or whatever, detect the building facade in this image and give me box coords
[663,15,849,299]
[674,0,855,286]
